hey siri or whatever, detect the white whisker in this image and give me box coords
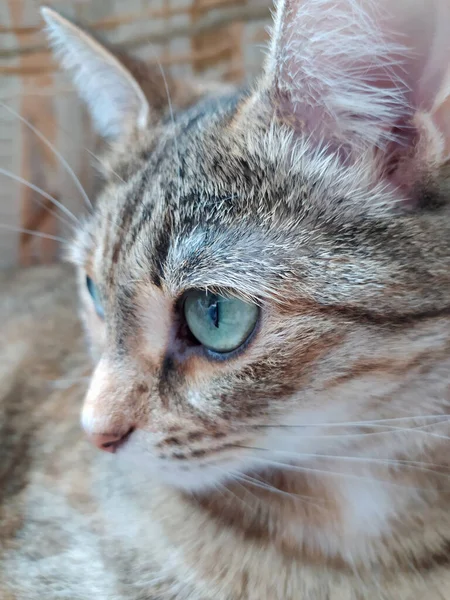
[251,449,450,475]
[86,149,125,184]
[212,466,257,507]
[0,167,80,226]
[240,454,436,491]
[254,421,450,441]
[3,188,75,233]
[263,426,447,441]
[0,102,93,210]
[410,429,450,441]
[152,56,182,200]
[227,469,327,510]
[257,415,450,428]
[210,481,226,499]
[0,224,67,244]
[1,200,74,233]
[220,481,254,510]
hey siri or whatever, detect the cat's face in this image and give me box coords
[43,0,450,491]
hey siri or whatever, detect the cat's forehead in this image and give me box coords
[76,87,426,310]
[86,93,315,293]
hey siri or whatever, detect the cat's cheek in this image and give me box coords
[82,307,107,363]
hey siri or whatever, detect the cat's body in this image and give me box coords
[1,266,450,599]
[2,0,450,598]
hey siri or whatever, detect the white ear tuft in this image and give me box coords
[41,7,149,140]
[265,0,450,166]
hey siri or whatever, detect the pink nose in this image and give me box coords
[89,429,134,453]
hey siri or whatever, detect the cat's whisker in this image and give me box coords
[152,56,182,201]
[0,102,93,210]
[243,448,450,475]
[0,224,67,244]
[4,101,125,189]
[211,475,259,511]
[2,197,75,234]
[211,465,258,505]
[410,429,450,441]
[251,423,450,443]
[318,415,450,426]
[210,481,226,499]
[233,451,444,492]
[37,119,127,190]
[86,149,125,184]
[4,171,78,232]
[236,472,326,506]
[219,481,255,511]
[223,478,260,508]
[252,424,449,441]
[254,423,423,433]
[233,470,300,501]
[46,208,76,232]
[258,422,450,443]
[219,460,305,501]
[0,167,80,226]
[8,190,75,233]
[225,469,328,510]
[255,414,450,428]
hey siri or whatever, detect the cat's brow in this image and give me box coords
[169,271,279,304]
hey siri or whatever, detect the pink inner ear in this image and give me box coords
[269,0,450,176]
[434,95,450,157]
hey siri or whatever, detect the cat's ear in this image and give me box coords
[41,7,151,140]
[264,0,450,171]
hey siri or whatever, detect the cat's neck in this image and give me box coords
[192,445,448,566]
[135,447,450,599]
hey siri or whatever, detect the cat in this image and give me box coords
[1,0,450,598]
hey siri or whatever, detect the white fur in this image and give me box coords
[81,357,110,434]
[40,7,149,139]
[266,0,450,152]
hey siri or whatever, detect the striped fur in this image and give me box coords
[2,1,450,598]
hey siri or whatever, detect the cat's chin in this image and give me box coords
[115,431,253,493]
[106,414,349,494]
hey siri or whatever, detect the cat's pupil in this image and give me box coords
[207,299,220,329]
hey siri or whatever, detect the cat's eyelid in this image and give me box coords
[175,286,261,308]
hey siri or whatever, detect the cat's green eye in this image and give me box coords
[86,276,104,319]
[183,290,259,354]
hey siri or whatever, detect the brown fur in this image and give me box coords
[2,1,450,598]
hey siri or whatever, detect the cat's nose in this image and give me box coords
[88,429,134,453]
[82,357,138,453]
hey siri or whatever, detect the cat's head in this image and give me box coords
[42,1,450,491]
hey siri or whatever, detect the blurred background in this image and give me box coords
[0,0,271,268]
